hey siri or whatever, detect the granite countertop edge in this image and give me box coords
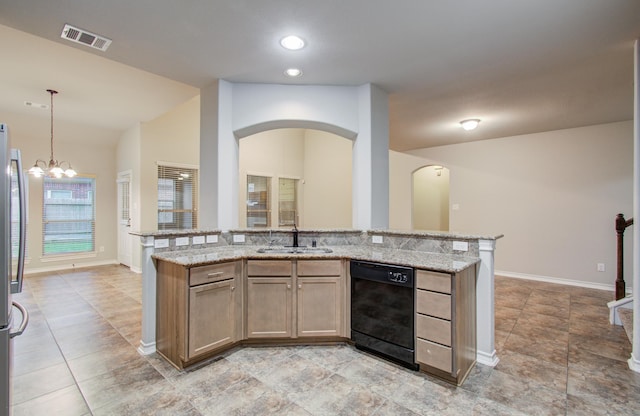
[152,246,481,274]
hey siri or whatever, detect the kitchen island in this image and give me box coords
[133,229,502,378]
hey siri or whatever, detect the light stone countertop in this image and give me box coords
[152,245,480,273]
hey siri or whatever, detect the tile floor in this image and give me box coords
[10,265,640,415]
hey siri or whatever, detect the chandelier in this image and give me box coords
[28,89,77,178]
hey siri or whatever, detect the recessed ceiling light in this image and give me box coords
[284,68,303,77]
[280,35,305,50]
[460,119,480,131]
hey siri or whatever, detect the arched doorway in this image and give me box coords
[412,165,450,231]
[239,128,353,229]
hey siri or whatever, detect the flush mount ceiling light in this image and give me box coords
[28,89,77,179]
[280,35,305,50]
[284,68,303,77]
[460,119,481,131]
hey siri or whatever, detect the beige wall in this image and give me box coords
[406,121,634,287]
[138,96,200,231]
[303,129,352,228]
[239,128,352,228]
[5,111,120,273]
[412,166,450,231]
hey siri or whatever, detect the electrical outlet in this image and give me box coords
[192,236,205,245]
[206,234,218,244]
[175,237,189,246]
[233,234,245,243]
[372,235,383,244]
[597,263,605,272]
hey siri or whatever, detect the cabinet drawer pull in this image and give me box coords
[298,284,302,289]
[287,284,291,289]
[231,286,235,291]
[207,272,224,279]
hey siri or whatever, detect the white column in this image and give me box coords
[199,80,220,229]
[137,235,156,355]
[629,39,640,373]
[353,84,389,229]
[477,239,499,366]
[217,80,238,230]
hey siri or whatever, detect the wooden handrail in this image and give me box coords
[616,213,634,300]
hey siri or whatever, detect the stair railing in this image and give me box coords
[616,213,634,300]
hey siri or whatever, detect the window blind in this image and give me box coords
[42,176,95,255]
[157,164,198,230]
[247,175,271,228]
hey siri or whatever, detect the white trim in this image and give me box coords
[40,251,98,263]
[608,296,634,325]
[496,270,615,292]
[477,349,499,367]
[25,259,118,275]
[629,353,640,372]
[129,265,142,274]
[137,340,156,355]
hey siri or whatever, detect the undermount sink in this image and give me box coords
[256,247,333,254]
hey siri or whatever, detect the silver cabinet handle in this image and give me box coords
[207,272,224,279]
[298,284,302,289]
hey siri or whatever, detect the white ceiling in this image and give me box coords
[0,0,638,151]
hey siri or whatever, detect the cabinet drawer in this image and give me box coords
[416,290,451,320]
[416,270,451,294]
[298,260,342,277]
[247,260,292,277]
[416,338,452,373]
[416,314,451,346]
[190,262,238,286]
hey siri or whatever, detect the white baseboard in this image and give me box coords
[495,269,623,292]
[130,265,142,274]
[138,340,156,356]
[477,349,499,367]
[24,259,119,275]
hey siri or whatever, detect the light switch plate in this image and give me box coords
[206,234,218,244]
[154,239,169,249]
[233,234,245,243]
[452,241,469,251]
[192,236,205,245]
[372,235,384,244]
[175,237,189,246]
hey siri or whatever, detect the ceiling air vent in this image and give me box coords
[60,24,112,52]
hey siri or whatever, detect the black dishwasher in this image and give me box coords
[350,260,418,370]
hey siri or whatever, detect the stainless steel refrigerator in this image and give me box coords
[1,123,28,415]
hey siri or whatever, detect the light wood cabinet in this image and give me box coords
[246,260,293,338]
[297,260,344,337]
[246,259,345,339]
[156,260,241,369]
[246,277,293,338]
[415,267,476,385]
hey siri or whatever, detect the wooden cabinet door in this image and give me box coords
[297,277,343,337]
[188,277,237,359]
[246,277,292,338]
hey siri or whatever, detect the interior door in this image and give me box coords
[117,172,132,267]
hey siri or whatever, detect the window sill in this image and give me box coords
[40,251,98,263]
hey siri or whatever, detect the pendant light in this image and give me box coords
[28,89,77,178]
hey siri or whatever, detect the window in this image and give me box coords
[246,175,270,228]
[278,178,299,226]
[157,164,198,230]
[43,176,95,255]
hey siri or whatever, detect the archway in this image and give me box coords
[239,128,353,229]
[412,165,450,231]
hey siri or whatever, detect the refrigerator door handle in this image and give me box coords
[9,301,29,338]
[10,148,26,294]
